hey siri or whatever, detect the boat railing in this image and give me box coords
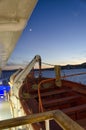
[62,72,86,78]
[0,110,84,130]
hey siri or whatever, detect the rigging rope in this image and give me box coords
[42,62,86,78]
[42,62,55,67]
[38,78,55,112]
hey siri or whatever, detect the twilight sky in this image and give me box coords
[8,0,86,68]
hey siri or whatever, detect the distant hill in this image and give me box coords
[61,62,86,69]
[2,62,86,72]
[41,62,86,70]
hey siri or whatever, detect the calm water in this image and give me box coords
[0,68,86,85]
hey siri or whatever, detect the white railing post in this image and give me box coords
[45,119,50,130]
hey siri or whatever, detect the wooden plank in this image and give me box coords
[77,118,86,129]
[43,95,81,106]
[63,104,86,114]
[72,87,86,95]
[33,88,71,98]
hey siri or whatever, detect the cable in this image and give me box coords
[42,62,55,67]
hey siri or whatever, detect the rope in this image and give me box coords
[42,62,55,67]
[38,78,55,112]
[42,61,86,78]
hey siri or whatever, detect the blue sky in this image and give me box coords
[8,0,86,68]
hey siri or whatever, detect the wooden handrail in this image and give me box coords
[0,110,84,130]
[62,72,86,78]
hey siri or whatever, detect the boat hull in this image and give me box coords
[19,77,86,129]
